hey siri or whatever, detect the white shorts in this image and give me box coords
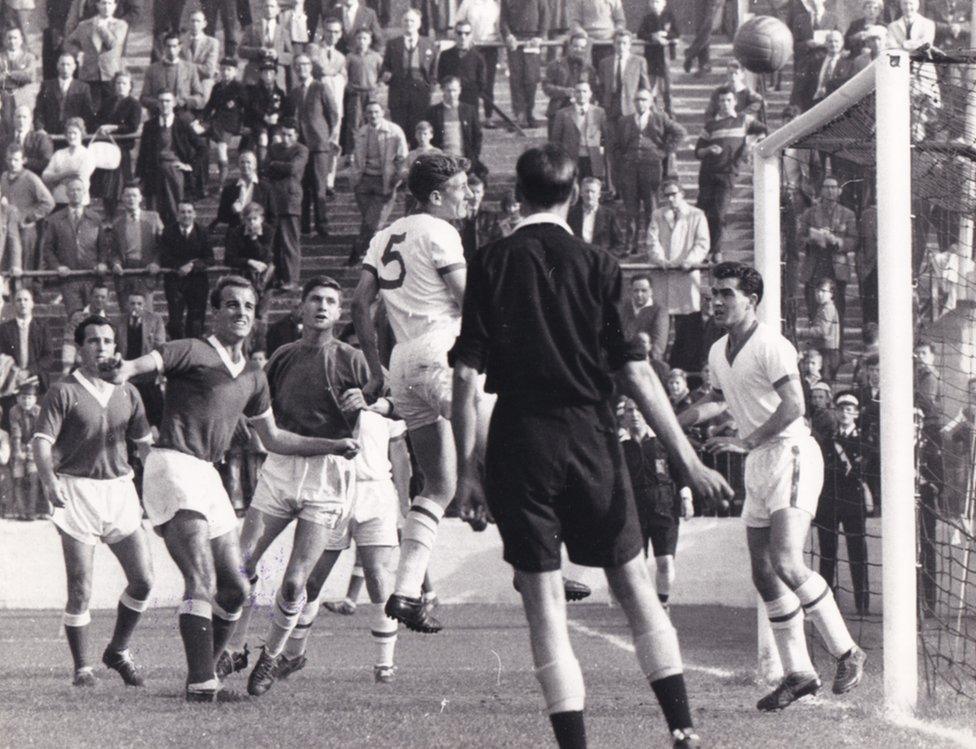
[142,448,238,539]
[251,452,355,528]
[324,479,400,550]
[51,473,143,546]
[742,436,824,528]
[389,328,457,432]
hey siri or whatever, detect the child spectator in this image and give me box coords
[10,382,40,519]
[636,0,679,114]
[202,58,247,187]
[496,190,523,236]
[402,121,442,214]
[342,28,384,159]
[799,278,841,380]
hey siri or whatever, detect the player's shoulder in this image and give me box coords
[708,332,730,362]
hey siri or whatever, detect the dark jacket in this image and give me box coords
[263,141,309,216]
[33,78,96,134]
[95,94,142,152]
[135,114,207,181]
[0,318,52,391]
[216,179,277,230]
[435,46,487,106]
[567,203,625,256]
[159,222,214,272]
[0,130,54,175]
[224,223,274,287]
[381,36,438,88]
[426,101,482,166]
[286,79,338,153]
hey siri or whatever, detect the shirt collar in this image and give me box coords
[15,316,30,327]
[238,175,257,187]
[516,212,573,235]
[72,369,116,409]
[207,335,246,378]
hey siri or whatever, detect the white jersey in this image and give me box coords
[708,322,810,443]
[353,409,408,483]
[363,213,466,344]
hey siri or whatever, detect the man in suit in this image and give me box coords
[100,182,164,301]
[500,0,549,128]
[181,10,221,104]
[214,149,277,232]
[307,19,346,194]
[543,31,597,138]
[800,30,852,110]
[327,0,384,54]
[787,0,835,111]
[116,289,167,426]
[1,142,55,275]
[2,105,54,176]
[614,87,685,253]
[382,8,438,148]
[239,0,294,90]
[136,91,207,226]
[159,200,214,339]
[436,21,488,115]
[0,288,51,404]
[567,176,624,256]
[551,80,609,181]
[33,53,96,135]
[459,173,501,261]
[140,32,207,114]
[288,53,338,239]
[426,77,483,176]
[887,0,935,49]
[263,118,308,290]
[40,176,105,316]
[597,30,650,123]
[348,100,407,265]
[64,0,128,110]
[620,274,669,361]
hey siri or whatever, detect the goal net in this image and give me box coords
[753,48,976,712]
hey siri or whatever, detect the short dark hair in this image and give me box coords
[301,275,342,301]
[163,31,181,43]
[630,273,652,286]
[660,178,683,195]
[74,314,115,346]
[515,144,577,210]
[817,277,836,294]
[407,153,469,205]
[440,75,461,88]
[865,352,880,367]
[467,173,484,189]
[209,275,257,309]
[712,261,764,303]
[716,85,736,98]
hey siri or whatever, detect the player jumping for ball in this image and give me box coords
[34,315,155,689]
[679,262,866,711]
[105,276,358,702]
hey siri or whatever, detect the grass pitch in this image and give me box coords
[0,604,971,747]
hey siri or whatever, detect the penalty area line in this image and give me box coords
[567,620,735,679]
[887,713,976,749]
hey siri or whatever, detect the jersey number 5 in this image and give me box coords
[378,233,407,290]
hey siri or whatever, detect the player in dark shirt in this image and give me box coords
[33,315,154,689]
[106,276,359,703]
[450,145,731,749]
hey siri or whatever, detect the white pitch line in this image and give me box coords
[887,713,976,749]
[567,620,735,679]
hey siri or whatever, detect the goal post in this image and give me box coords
[752,50,918,714]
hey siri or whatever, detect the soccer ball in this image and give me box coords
[733,16,794,74]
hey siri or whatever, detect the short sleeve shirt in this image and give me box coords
[152,337,272,463]
[363,214,466,343]
[353,409,407,482]
[707,322,809,441]
[265,338,370,439]
[34,370,152,479]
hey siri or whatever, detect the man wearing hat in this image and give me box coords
[815,391,872,615]
[262,117,308,291]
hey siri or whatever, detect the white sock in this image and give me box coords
[534,654,586,713]
[765,591,815,674]
[394,496,444,598]
[371,604,398,668]
[795,574,856,659]
[633,624,683,681]
[284,597,320,659]
[265,589,306,657]
[226,576,258,653]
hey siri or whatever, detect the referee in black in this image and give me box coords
[449,145,732,749]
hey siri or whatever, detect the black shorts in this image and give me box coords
[484,400,644,573]
[644,521,679,558]
[636,484,680,558]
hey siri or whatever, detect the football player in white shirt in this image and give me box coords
[678,262,865,711]
[351,153,475,633]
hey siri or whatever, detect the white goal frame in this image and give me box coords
[751,50,918,716]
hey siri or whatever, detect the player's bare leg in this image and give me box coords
[361,544,398,682]
[279,548,344,676]
[218,508,293,677]
[514,569,588,749]
[60,532,98,687]
[103,528,154,686]
[324,548,364,614]
[605,555,699,747]
[768,507,865,696]
[211,529,250,669]
[386,420,455,633]
[248,519,334,696]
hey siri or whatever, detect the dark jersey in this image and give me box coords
[153,337,272,463]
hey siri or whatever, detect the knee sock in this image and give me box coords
[284,596,321,659]
[178,598,216,689]
[265,588,306,657]
[765,591,815,674]
[226,575,258,654]
[63,610,91,672]
[394,497,444,598]
[655,556,674,607]
[108,591,149,653]
[794,573,856,659]
[211,601,242,658]
[535,655,586,749]
[371,604,398,668]
[633,624,693,732]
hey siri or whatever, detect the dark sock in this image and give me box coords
[650,673,693,733]
[658,593,670,606]
[549,711,587,749]
[108,601,142,652]
[212,613,236,658]
[179,613,215,685]
[65,624,90,671]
